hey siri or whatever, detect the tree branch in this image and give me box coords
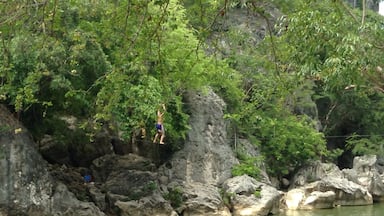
[338,0,359,23]
[361,0,366,26]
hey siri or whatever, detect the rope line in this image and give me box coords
[141,134,384,144]
[325,134,384,138]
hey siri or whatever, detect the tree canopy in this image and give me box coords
[1,0,384,177]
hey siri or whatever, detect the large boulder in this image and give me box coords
[284,176,373,210]
[180,182,231,216]
[49,183,104,216]
[290,161,343,189]
[285,159,375,210]
[342,155,384,201]
[91,153,156,183]
[319,176,373,206]
[0,105,105,216]
[285,189,335,210]
[90,154,172,215]
[222,175,282,216]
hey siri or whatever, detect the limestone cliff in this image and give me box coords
[0,105,105,216]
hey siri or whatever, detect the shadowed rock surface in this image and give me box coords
[0,105,105,216]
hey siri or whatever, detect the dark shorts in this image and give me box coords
[156,123,165,133]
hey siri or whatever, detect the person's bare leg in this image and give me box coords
[159,133,165,144]
[141,128,146,138]
[153,133,159,143]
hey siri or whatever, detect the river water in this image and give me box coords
[277,203,384,216]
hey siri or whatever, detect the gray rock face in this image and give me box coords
[236,139,271,184]
[50,183,104,216]
[38,117,115,167]
[314,176,372,206]
[343,155,384,201]
[284,176,373,210]
[290,161,343,189]
[302,191,336,209]
[285,189,335,210]
[0,122,52,215]
[115,193,177,216]
[161,90,238,185]
[222,175,282,216]
[0,105,105,216]
[209,5,283,57]
[181,182,231,216]
[157,90,239,215]
[90,153,176,215]
[285,159,378,210]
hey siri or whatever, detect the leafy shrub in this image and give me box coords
[219,189,234,208]
[253,188,261,198]
[164,187,184,209]
[258,114,327,177]
[231,150,262,179]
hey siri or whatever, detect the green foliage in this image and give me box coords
[273,0,384,160]
[253,187,261,198]
[3,0,384,179]
[181,0,223,31]
[220,189,234,208]
[197,0,331,177]
[324,148,344,163]
[231,149,262,179]
[0,125,11,135]
[346,134,384,156]
[277,1,367,90]
[258,115,327,176]
[143,181,158,192]
[224,42,327,177]
[164,187,184,208]
[95,73,163,138]
[91,0,242,148]
[1,0,221,151]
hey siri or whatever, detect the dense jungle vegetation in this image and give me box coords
[1,0,384,178]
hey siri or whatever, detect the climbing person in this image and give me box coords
[153,103,166,144]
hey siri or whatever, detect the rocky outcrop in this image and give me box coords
[236,139,271,185]
[89,153,176,215]
[160,90,238,185]
[6,88,384,216]
[285,189,335,210]
[222,175,282,216]
[284,157,383,210]
[114,193,177,216]
[289,161,343,189]
[38,119,117,167]
[49,183,105,216]
[181,182,231,216]
[209,3,283,56]
[343,155,384,201]
[1,89,275,216]
[84,90,254,215]
[0,105,105,216]
[290,156,384,203]
[158,89,240,215]
[285,176,373,210]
